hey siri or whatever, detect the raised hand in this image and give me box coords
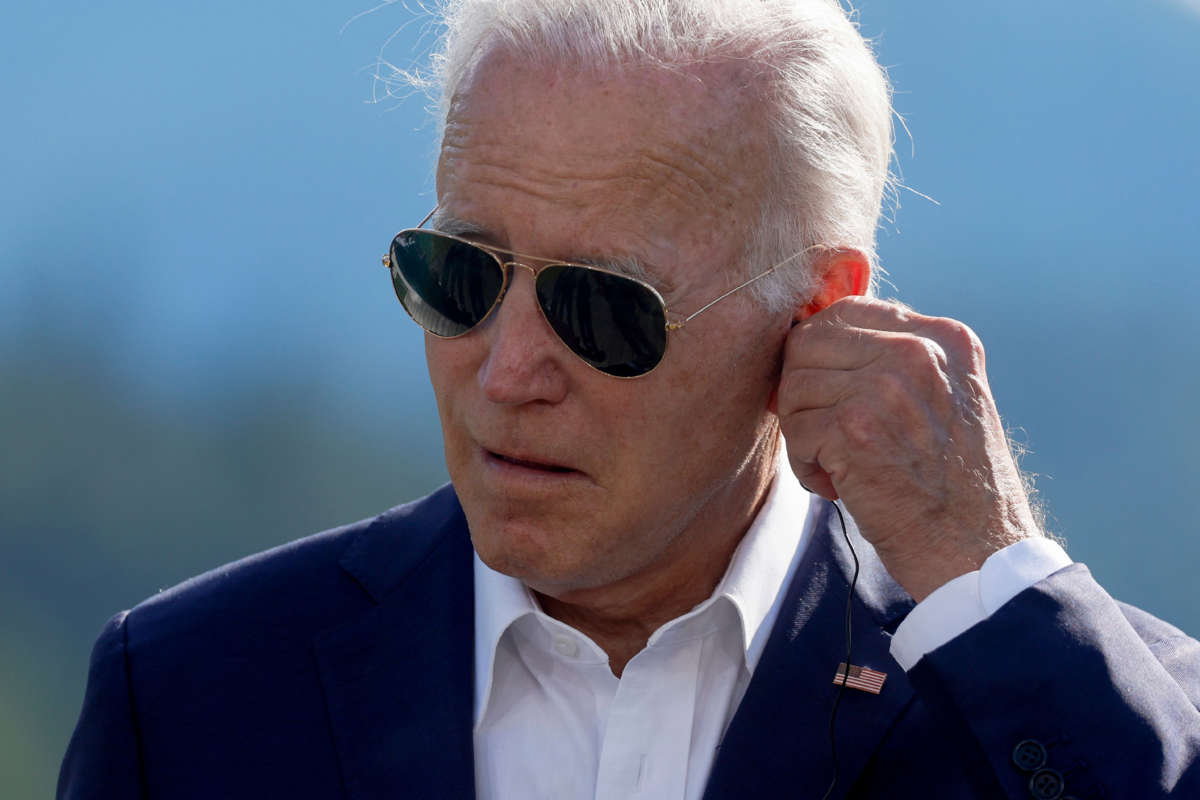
[777,296,1042,601]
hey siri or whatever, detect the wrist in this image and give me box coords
[879,536,1028,603]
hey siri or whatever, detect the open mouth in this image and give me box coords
[489,451,576,474]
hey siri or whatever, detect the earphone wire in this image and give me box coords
[821,498,859,800]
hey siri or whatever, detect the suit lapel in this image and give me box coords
[704,500,916,800]
[310,489,915,799]
[314,487,476,800]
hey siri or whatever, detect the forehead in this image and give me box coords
[435,51,771,286]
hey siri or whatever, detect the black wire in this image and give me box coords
[821,499,859,800]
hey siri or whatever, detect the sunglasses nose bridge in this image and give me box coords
[480,260,574,387]
[493,260,539,305]
[502,260,538,279]
[490,260,543,319]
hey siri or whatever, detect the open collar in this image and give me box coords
[472,453,814,728]
[315,479,919,800]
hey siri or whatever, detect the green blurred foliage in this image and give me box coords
[0,335,447,798]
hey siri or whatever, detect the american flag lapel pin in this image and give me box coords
[832,662,887,695]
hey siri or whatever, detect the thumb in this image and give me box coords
[789,458,840,501]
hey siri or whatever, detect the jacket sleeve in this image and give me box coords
[58,611,146,800]
[905,563,1200,799]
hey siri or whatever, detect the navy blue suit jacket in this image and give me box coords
[59,484,1200,798]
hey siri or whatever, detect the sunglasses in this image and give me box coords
[383,209,820,378]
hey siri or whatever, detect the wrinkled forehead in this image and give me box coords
[434,49,773,285]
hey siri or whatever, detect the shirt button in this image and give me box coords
[552,635,579,658]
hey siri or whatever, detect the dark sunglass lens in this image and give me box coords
[535,266,668,377]
[389,231,504,337]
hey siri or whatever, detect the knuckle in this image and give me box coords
[784,328,812,366]
[928,316,986,365]
[788,320,815,351]
[962,325,986,365]
[835,399,879,448]
[777,371,804,413]
[897,335,949,377]
[880,297,915,319]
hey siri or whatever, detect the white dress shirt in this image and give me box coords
[472,457,1072,799]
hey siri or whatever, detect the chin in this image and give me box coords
[467,512,613,593]
[468,510,559,577]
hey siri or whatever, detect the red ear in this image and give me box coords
[795,249,870,321]
[769,249,870,415]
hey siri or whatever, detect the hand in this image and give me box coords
[777,296,1041,601]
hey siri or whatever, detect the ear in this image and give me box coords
[794,248,871,321]
[767,249,870,415]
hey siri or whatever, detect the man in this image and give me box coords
[60,1,1200,798]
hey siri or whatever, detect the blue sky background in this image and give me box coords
[3,1,1199,791]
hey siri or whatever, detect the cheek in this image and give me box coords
[426,334,479,396]
[425,339,451,416]
[425,337,475,448]
[652,326,782,447]
[610,363,746,477]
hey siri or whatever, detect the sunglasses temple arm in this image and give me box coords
[674,246,825,328]
[669,271,770,330]
[417,206,438,228]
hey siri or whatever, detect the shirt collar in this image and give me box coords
[714,446,812,670]
[473,550,539,728]
[472,443,812,726]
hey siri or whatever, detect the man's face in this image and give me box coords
[429,52,790,601]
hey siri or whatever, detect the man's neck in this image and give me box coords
[535,547,738,676]
[534,460,777,677]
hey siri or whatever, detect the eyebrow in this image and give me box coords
[429,211,665,290]
[429,212,488,239]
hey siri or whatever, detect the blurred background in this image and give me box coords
[3,0,1198,795]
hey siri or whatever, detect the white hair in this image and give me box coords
[389,0,895,309]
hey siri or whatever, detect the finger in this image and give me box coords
[778,406,842,500]
[776,367,856,414]
[780,373,955,481]
[784,321,920,372]
[793,464,839,501]
[787,326,964,407]
[777,366,954,434]
[807,297,986,371]
[802,296,925,334]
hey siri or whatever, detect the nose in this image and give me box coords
[477,263,571,405]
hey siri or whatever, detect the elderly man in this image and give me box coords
[60,1,1199,798]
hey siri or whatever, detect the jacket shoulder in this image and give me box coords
[63,486,471,798]
[122,483,464,652]
[1119,598,1200,710]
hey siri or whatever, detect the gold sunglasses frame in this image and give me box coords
[382,207,825,378]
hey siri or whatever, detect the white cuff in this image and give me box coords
[888,537,1072,671]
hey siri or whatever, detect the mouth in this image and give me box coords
[485,449,579,475]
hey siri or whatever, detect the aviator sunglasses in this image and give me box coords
[383,209,823,378]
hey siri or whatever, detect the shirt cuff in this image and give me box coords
[888,537,1072,671]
